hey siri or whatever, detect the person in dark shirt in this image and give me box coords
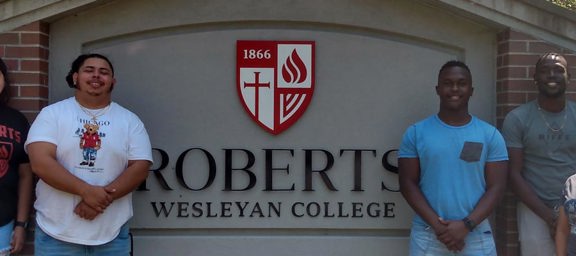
[0,57,33,255]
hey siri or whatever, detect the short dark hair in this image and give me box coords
[0,58,11,105]
[438,60,472,82]
[535,52,568,69]
[66,53,115,88]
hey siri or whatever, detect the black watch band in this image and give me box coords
[462,217,475,231]
[14,221,27,229]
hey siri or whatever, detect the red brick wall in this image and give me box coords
[0,21,49,122]
[495,28,576,256]
[0,21,49,256]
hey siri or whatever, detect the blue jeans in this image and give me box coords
[82,148,97,162]
[409,220,496,256]
[35,223,130,256]
[0,220,13,254]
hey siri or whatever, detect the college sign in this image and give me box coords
[237,41,315,135]
[132,40,407,229]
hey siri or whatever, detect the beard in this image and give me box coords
[538,84,566,98]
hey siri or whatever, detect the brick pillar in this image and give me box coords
[0,21,49,121]
[495,28,576,256]
[0,21,49,256]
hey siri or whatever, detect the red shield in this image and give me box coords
[237,41,315,135]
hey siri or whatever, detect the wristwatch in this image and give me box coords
[462,217,476,231]
[14,221,28,229]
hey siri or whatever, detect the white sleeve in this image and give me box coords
[127,114,153,163]
[24,106,60,151]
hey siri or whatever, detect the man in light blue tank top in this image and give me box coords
[502,52,574,256]
[399,61,508,255]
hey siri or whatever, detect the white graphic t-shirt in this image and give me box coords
[25,97,152,245]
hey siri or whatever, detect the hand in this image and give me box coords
[547,207,559,238]
[10,226,26,254]
[549,217,558,238]
[436,218,468,252]
[74,201,101,220]
[432,218,463,251]
[79,185,115,213]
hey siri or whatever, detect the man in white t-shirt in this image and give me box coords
[25,53,153,255]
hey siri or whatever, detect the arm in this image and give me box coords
[105,119,151,200]
[398,157,462,251]
[466,160,508,226]
[26,141,113,212]
[105,160,150,200]
[500,112,553,222]
[75,159,150,220]
[436,160,507,251]
[508,148,555,230]
[10,163,33,254]
[556,205,569,256]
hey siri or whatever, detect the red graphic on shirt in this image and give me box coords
[81,133,100,148]
[0,143,13,178]
[79,123,101,167]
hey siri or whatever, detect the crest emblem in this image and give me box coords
[237,40,315,135]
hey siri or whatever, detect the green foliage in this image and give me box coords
[547,0,576,11]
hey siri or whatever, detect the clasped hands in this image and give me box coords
[433,217,470,253]
[74,185,116,220]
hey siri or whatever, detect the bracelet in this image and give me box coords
[14,221,28,229]
[462,217,475,231]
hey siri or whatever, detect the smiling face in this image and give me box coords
[436,65,474,112]
[534,54,570,98]
[73,57,116,102]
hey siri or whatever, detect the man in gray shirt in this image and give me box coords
[502,52,574,256]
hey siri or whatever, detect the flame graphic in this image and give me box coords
[0,146,7,177]
[0,146,8,159]
[281,49,307,84]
